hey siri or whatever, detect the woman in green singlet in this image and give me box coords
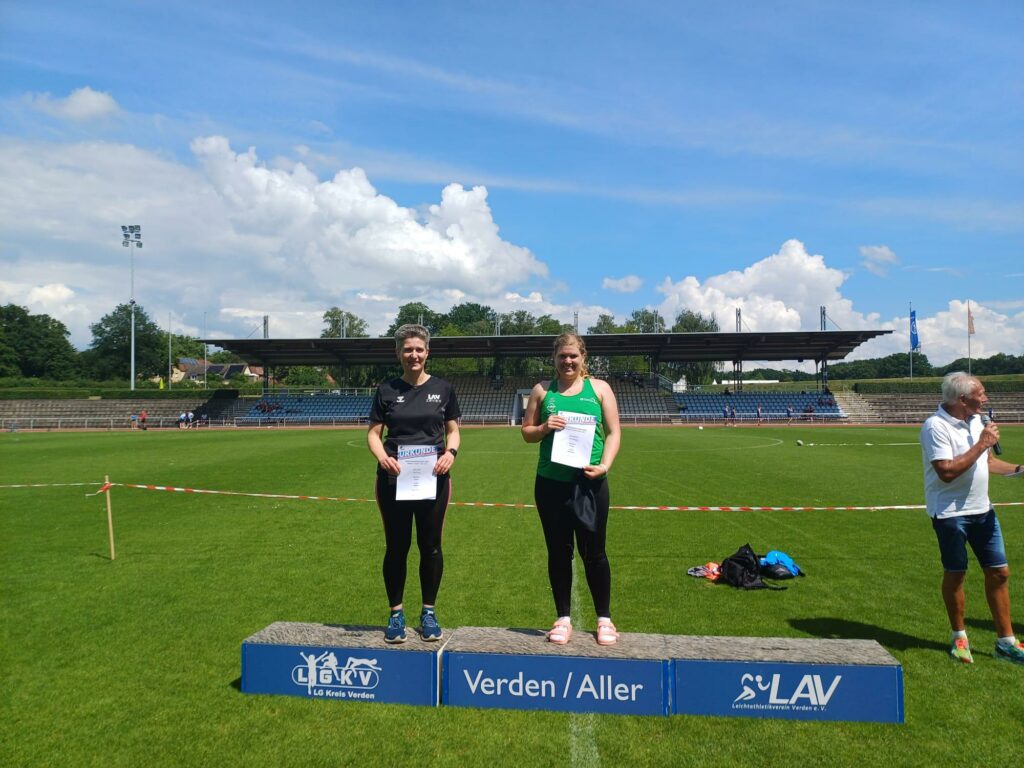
[521,332,622,646]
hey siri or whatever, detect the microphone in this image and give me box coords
[981,414,1002,455]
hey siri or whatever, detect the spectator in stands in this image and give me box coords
[129,412,138,430]
[139,409,148,431]
[367,324,461,645]
[521,332,622,646]
[921,372,1024,665]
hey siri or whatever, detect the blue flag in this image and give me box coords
[910,310,920,352]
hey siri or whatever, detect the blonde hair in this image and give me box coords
[553,331,589,377]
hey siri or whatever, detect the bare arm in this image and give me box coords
[932,422,1000,483]
[989,452,1021,476]
[434,419,461,475]
[521,383,565,443]
[583,379,620,479]
[367,422,401,475]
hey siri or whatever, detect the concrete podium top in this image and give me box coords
[243,622,900,667]
[664,635,899,666]
[443,626,670,660]
[243,621,441,653]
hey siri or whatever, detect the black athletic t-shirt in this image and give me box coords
[369,376,461,458]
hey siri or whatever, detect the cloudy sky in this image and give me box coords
[1,1,1022,366]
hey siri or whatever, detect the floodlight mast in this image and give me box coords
[121,225,142,390]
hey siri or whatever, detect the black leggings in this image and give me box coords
[375,469,451,608]
[534,474,611,619]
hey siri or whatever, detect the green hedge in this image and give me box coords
[0,388,240,401]
[854,377,1024,394]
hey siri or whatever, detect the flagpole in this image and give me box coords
[967,300,972,375]
[909,302,913,380]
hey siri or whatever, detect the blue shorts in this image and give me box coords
[931,510,1008,572]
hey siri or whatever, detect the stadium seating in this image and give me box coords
[237,394,374,425]
[673,391,844,422]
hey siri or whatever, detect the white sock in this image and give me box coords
[951,630,967,642]
[997,635,1018,648]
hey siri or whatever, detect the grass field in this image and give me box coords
[3,425,1023,766]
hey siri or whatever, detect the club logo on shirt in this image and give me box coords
[427,394,441,403]
[396,396,405,403]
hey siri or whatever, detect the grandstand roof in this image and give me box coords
[202,330,890,367]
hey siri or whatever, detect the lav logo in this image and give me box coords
[427,394,441,403]
[292,651,382,700]
[731,672,842,713]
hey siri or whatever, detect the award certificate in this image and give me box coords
[396,445,438,500]
[550,412,598,468]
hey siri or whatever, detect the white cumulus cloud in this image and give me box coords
[30,86,120,122]
[859,244,899,277]
[0,135,553,344]
[602,275,643,293]
[656,239,879,333]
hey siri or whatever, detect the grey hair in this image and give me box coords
[941,371,980,404]
[394,323,430,350]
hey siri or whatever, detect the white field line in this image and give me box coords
[569,557,599,767]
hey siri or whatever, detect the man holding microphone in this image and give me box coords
[921,372,1023,665]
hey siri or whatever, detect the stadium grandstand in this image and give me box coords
[7,329,1018,429]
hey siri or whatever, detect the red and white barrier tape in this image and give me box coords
[109,482,1024,512]
[2,480,1022,512]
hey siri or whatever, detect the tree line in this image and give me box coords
[745,351,1024,382]
[3,301,1021,389]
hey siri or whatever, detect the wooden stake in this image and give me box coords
[104,474,116,561]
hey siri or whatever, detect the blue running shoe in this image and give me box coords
[995,640,1024,665]
[384,611,407,644]
[419,609,443,641]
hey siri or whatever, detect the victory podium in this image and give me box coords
[241,623,903,722]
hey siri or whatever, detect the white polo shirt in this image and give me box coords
[920,405,990,519]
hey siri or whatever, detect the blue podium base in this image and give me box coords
[241,622,440,706]
[240,623,903,722]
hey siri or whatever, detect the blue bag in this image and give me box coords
[759,550,804,579]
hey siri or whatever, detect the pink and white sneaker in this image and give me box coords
[596,618,619,646]
[547,618,572,645]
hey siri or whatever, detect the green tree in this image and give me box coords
[321,308,369,338]
[588,314,622,335]
[667,309,721,386]
[441,302,495,336]
[0,304,79,379]
[536,315,570,335]
[0,330,20,377]
[623,308,667,334]
[279,365,330,387]
[385,302,442,337]
[84,303,165,381]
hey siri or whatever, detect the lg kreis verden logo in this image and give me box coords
[292,651,382,696]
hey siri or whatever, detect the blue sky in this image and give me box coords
[1,0,1022,365]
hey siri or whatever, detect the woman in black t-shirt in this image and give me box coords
[367,324,461,643]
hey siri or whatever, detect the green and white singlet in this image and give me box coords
[537,377,605,482]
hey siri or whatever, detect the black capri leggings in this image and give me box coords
[375,469,451,608]
[534,474,611,619]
